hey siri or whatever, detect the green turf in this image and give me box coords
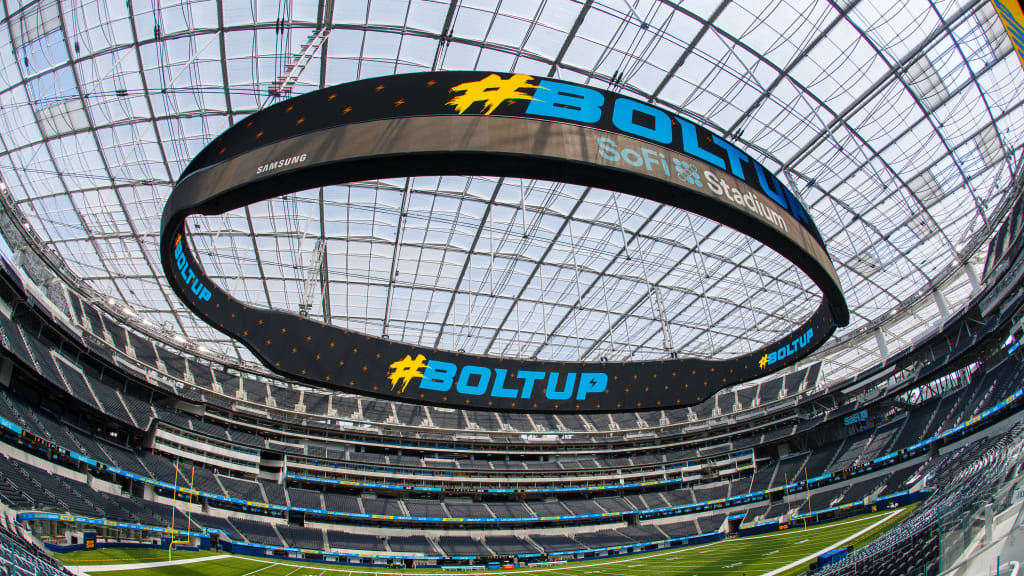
[90,557,267,576]
[57,547,221,565]
[72,507,912,576]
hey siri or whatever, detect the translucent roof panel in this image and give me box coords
[0,0,1020,384]
[190,178,821,362]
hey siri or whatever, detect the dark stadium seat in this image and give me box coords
[140,453,192,487]
[528,534,580,553]
[840,479,879,504]
[561,498,604,515]
[213,369,241,397]
[361,495,404,516]
[361,399,391,422]
[662,489,694,506]
[692,484,729,504]
[830,432,872,472]
[617,524,666,543]
[155,347,187,380]
[772,453,809,487]
[696,514,725,534]
[880,465,920,495]
[528,500,571,517]
[79,303,104,339]
[187,359,213,387]
[304,392,329,414]
[0,315,35,369]
[394,404,427,427]
[288,487,323,509]
[21,333,62,385]
[219,475,263,501]
[191,513,238,537]
[637,410,663,428]
[119,393,155,428]
[323,491,362,513]
[229,517,283,546]
[803,447,834,478]
[443,500,492,518]
[716,391,736,415]
[190,418,231,440]
[486,501,533,518]
[438,535,491,556]
[0,519,75,575]
[763,424,798,443]
[271,386,301,411]
[53,362,100,411]
[242,379,268,403]
[332,395,359,419]
[806,486,844,509]
[262,482,288,506]
[758,376,784,404]
[225,426,263,447]
[327,530,386,551]
[0,255,1023,570]
[484,535,539,555]
[277,525,325,549]
[388,534,434,553]
[732,432,763,451]
[736,386,757,410]
[85,376,136,426]
[463,410,497,430]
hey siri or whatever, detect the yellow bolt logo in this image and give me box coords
[447,74,540,115]
[759,354,769,369]
[386,354,428,393]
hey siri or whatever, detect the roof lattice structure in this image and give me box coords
[0,0,1021,384]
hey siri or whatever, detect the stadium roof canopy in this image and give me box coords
[0,0,1021,385]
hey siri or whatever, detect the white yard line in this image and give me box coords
[71,554,233,575]
[240,563,277,576]
[70,511,900,576]
[761,510,899,576]
[241,512,898,576]
[280,565,305,576]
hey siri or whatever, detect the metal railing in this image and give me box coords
[0,522,73,576]
[815,423,1024,576]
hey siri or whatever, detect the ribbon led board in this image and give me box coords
[162,72,848,412]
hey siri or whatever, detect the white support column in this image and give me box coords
[875,328,888,363]
[965,262,981,292]
[934,288,950,321]
[984,503,993,544]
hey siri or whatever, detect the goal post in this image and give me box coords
[168,458,196,561]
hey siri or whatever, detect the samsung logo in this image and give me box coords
[256,153,307,175]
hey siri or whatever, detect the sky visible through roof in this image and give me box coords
[0,0,1021,384]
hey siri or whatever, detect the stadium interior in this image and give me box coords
[0,0,1023,575]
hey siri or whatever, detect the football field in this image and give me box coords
[60,507,910,576]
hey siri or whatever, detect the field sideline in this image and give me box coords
[58,506,913,576]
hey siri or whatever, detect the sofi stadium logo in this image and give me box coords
[446,74,813,234]
[172,235,212,302]
[759,328,814,370]
[595,138,789,234]
[386,354,608,401]
[596,137,706,189]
